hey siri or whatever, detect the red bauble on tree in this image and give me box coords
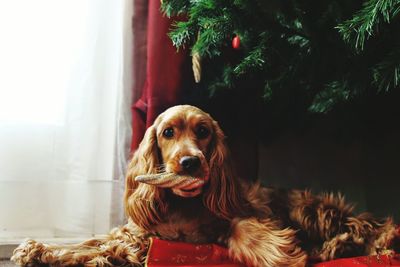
[232,35,240,49]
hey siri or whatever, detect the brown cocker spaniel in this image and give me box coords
[12,105,397,266]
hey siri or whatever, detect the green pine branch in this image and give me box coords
[169,21,193,49]
[372,47,400,91]
[337,0,400,51]
[309,80,356,113]
[162,0,400,114]
[161,0,188,17]
[193,15,233,57]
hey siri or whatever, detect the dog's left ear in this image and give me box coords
[203,120,249,219]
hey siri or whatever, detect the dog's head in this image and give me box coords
[152,105,214,197]
[124,105,247,228]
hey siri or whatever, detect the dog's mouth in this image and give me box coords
[172,187,203,198]
[135,173,208,198]
[171,177,205,197]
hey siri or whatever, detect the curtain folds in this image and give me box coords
[131,0,187,151]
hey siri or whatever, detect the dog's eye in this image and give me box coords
[162,127,174,138]
[196,126,210,139]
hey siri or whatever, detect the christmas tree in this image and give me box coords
[161,0,400,114]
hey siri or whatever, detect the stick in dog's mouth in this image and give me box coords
[135,173,205,197]
[135,173,204,189]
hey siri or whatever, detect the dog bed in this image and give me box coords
[146,238,400,267]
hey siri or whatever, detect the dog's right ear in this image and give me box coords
[124,125,168,229]
[124,125,159,206]
[124,124,167,230]
[130,125,159,175]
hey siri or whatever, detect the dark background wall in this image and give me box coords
[188,86,400,223]
[256,91,400,222]
[258,122,400,222]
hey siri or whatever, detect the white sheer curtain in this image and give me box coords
[0,0,133,240]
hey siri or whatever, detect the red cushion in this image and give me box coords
[313,254,400,267]
[146,238,243,267]
[146,238,400,267]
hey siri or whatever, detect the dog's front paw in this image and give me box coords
[11,239,48,266]
[317,232,367,261]
[228,218,307,267]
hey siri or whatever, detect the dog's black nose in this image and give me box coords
[179,156,200,173]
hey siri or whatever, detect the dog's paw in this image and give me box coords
[317,232,368,261]
[11,239,48,266]
[228,218,307,267]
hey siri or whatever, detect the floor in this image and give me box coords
[0,261,16,267]
[0,244,17,266]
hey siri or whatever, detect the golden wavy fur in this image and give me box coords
[12,105,397,266]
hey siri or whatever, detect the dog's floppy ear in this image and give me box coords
[124,125,166,229]
[203,120,249,219]
[124,125,159,193]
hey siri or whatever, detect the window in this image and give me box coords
[0,0,132,241]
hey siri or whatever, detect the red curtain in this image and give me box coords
[131,0,187,151]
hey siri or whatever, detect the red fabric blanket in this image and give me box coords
[146,238,400,267]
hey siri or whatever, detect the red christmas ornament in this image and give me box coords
[232,35,240,49]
